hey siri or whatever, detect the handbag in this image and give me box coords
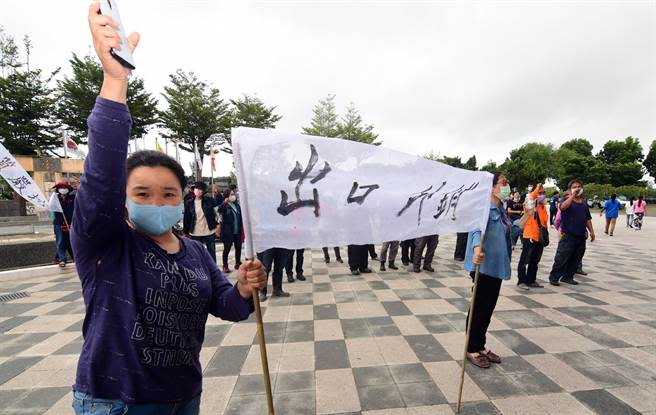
[535,208,549,247]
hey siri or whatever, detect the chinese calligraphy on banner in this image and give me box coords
[0,143,48,209]
[233,127,493,253]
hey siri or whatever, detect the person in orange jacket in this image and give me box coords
[517,183,549,290]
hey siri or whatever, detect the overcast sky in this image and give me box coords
[2,0,655,177]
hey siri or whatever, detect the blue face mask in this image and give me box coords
[127,199,183,236]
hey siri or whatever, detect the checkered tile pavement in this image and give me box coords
[1,215,655,414]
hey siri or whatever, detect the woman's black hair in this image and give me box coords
[127,150,187,190]
[491,171,503,186]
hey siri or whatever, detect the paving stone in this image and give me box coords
[315,340,350,370]
[572,389,641,415]
[404,335,452,362]
[357,384,404,411]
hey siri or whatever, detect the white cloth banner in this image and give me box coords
[48,192,63,213]
[0,143,48,209]
[233,128,493,253]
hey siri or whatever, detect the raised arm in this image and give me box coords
[71,2,140,246]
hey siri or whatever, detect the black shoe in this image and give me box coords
[402,260,409,266]
[296,273,306,281]
[575,269,588,276]
[549,280,560,286]
[287,274,295,283]
[351,269,361,275]
[423,266,435,272]
[380,262,386,272]
[324,257,331,264]
[454,257,465,262]
[388,262,398,270]
[272,289,290,297]
[413,267,421,273]
[336,257,344,263]
[371,255,378,260]
[361,268,373,274]
[560,278,579,285]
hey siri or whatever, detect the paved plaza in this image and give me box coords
[0,215,654,414]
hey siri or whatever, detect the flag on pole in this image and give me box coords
[210,148,216,172]
[233,127,493,253]
[64,133,86,159]
[0,142,48,209]
[193,143,202,178]
[48,192,63,213]
[156,142,164,153]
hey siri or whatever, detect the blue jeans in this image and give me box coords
[72,391,200,415]
[54,224,73,262]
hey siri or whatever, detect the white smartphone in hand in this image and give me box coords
[98,0,136,70]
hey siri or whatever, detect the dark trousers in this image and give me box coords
[191,234,216,262]
[517,239,544,285]
[454,232,468,260]
[285,249,305,276]
[258,248,291,291]
[549,208,557,226]
[548,234,586,282]
[54,224,74,262]
[380,241,399,263]
[348,244,369,271]
[414,235,439,269]
[368,244,377,259]
[466,272,502,353]
[401,239,415,264]
[222,236,242,268]
[322,247,342,260]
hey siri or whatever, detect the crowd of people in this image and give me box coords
[53,5,652,412]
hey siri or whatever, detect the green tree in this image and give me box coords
[500,142,555,189]
[159,69,231,177]
[480,160,499,172]
[226,94,282,154]
[560,138,594,157]
[596,137,644,187]
[335,103,381,145]
[440,156,464,168]
[464,155,477,171]
[0,30,59,155]
[644,140,656,181]
[302,94,339,138]
[553,147,610,189]
[55,54,158,144]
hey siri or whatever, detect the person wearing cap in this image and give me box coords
[183,181,219,262]
[51,181,75,267]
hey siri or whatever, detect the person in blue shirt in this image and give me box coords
[600,193,621,236]
[463,172,528,369]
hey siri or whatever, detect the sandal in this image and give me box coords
[467,353,491,368]
[480,350,501,364]
[529,282,544,288]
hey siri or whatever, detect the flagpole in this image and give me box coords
[456,233,485,414]
[62,131,70,181]
[210,149,214,187]
[232,138,275,415]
